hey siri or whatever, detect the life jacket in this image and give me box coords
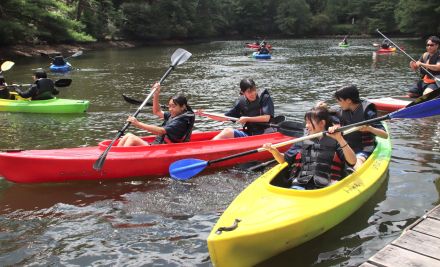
[420,51,440,84]
[53,56,66,66]
[289,136,345,188]
[237,89,273,135]
[34,78,55,100]
[339,100,376,154]
[153,110,195,144]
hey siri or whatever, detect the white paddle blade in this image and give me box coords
[1,61,15,72]
[171,48,192,67]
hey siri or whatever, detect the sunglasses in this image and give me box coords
[426,43,437,47]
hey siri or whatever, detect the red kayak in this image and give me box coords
[376,47,397,54]
[245,43,272,50]
[0,130,292,183]
[370,97,411,112]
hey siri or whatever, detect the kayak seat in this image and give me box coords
[269,167,291,188]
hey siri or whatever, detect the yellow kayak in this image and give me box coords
[207,125,392,267]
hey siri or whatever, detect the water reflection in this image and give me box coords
[0,39,439,266]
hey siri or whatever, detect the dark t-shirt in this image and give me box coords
[154,111,194,144]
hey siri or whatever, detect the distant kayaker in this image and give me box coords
[0,75,10,99]
[117,82,195,146]
[258,42,270,54]
[408,35,440,98]
[380,39,391,49]
[52,54,67,66]
[263,105,356,190]
[15,68,59,100]
[334,85,388,169]
[210,78,275,140]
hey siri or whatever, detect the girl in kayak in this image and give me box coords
[263,105,356,190]
[211,78,275,140]
[334,85,388,169]
[117,82,195,146]
[0,75,10,99]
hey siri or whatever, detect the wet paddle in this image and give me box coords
[122,94,168,108]
[93,48,192,171]
[195,111,285,124]
[65,50,83,59]
[169,98,440,180]
[0,61,15,73]
[377,29,440,87]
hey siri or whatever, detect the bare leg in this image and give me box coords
[117,133,149,147]
[353,156,367,170]
[212,128,235,140]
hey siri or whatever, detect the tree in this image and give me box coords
[275,0,312,36]
[395,0,440,35]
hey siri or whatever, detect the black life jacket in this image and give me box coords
[53,56,66,66]
[420,51,440,78]
[153,110,195,144]
[34,78,55,100]
[290,136,344,189]
[339,100,376,154]
[237,89,272,135]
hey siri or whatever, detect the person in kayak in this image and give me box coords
[263,105,356,190]
[15,69,59,100]
[117,82,195,146]
[334,85,388,169]
[0,75,10,99]
[381,39,391,49]
[408,35,440,98]
[211,78,275,140]
[52,54,67,66]
[258,42,271,54]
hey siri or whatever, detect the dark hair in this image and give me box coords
[334,85,361,103]
[170,93,192,112]
[239,78,256,93]
[427,36,440,45]
[0,75,5,85]
[34,68,47,79]
[304,106,334,130]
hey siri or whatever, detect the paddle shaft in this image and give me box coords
[207,126,362,166]
[376,29,440,86]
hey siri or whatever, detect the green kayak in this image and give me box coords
[0,98,89,113]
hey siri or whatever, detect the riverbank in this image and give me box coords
[0,41,140,60]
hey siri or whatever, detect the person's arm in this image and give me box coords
[126,116,166,135]
[362,107,389,139]
[151,82,164,119]
[15,85,36,98]
[263,143,286,164]
[416,57,440,72]
[327,126,356,166]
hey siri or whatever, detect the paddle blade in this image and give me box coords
[71,51,83,57]
[391,98,440,119]
[270,115,286,124]
[169,158,208,180]
[277,121,305,137]
[54,78,72,87]
[171,48,192,67]
[1,61,14,72]
[406,89,440,108]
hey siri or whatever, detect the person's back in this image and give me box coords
[0,75,10,99]
[53,55,66,66]
[16,69,59,100]
[381,40,390,49]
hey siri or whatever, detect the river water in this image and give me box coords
[0,38,439,266]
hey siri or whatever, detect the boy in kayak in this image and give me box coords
[0,75,10,99]
[263,105,356,190]
[117,82,195,146]
[408,35,440,98]
[334,85,388,169]
[15,69,59,100]
[212,78,275,140]
[52,54,67,66]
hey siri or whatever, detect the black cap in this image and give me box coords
[34,68,47,79]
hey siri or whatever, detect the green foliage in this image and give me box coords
[395,0,440,35]
[275,0,312,36]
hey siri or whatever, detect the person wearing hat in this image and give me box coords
[211,78,275,140]
[15,68,59,100]
[408,35,440,97]
[0,75,10,99]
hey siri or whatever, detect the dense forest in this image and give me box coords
[0,0,439,46]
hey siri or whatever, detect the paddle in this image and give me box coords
[93,48,192,171]
[169,98,440,180]
[376,29,440,87]
[195,111,285,124]
[1,61,15,73]
[65,50,83,60]
[122,94,168,108]
[406,88,440,107]
[8,79,72,89]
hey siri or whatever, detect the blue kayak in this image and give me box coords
[49,62,72,73]
[252,52,271,59]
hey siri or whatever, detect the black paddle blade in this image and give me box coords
[406,89,440,108]
[270,115,286,124]
[277,121,305,137]
[122,94,143,105]
[54,79,72,87]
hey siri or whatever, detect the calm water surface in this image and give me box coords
[1,39,439,266]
